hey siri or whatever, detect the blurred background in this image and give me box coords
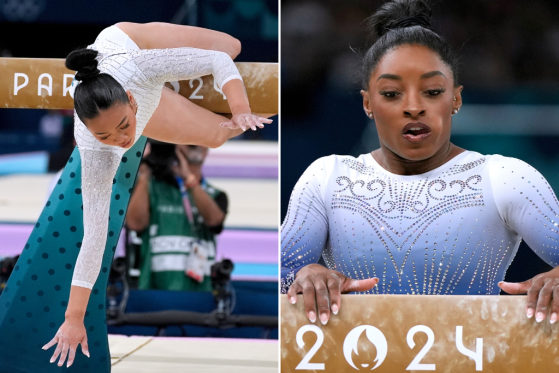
[0,0,278,341]
[281,0,559,284]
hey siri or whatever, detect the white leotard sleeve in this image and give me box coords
[71,147,122,289]
[281,157,330,286]
[489,155,559,267]
[130,47,243,89]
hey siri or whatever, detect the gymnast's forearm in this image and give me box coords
[65,285,92,320]
[222,79,251,115]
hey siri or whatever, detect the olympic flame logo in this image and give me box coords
[343,325,388,370]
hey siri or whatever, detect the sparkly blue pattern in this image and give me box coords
[281,151,559,295]
[281,268,298,294]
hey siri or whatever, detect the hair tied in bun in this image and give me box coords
[65,48,100,82]
[360,0,460,89]
[64,46,129,122]
[388,13,431,31]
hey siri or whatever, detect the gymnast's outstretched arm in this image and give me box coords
[42,146,122,366]
[488,156,559,324]
[135,45,271,146]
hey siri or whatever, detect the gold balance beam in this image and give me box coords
[0,58,278,114]
[281,295,559,372]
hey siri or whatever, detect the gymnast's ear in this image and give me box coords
[453,85,464,110]
[125,90,135,105]
[360,89,372,117]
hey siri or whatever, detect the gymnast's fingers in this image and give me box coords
[253,116,271,128]
[57,341,69,367]
[243,115,255,131]
[246,116,257,131]
[81,336,90,358]
[526,277,543,319]
[49,340,62,364]
[220,120,235,129]
[42,335,58,351]
[535,279,558,322]
[314,279,331,325]
[498,280,531,295]
[66,345,77,368]
[327,272,342,316]
[233,116,248,131]
[550,286,559,324]
[254,115,265,128]
[287,280,302,304]
[256,116,273,124]
[302,281,318,323]
[241,116,251,131]
[248,117,259,131]
[343,277,379,293]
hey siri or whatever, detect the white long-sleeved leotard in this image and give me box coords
[281,151,559,295]
[72,25,242,289]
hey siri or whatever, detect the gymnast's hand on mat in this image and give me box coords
[220,113,272,131]
[499,266,559,324]
[42,316,90,367]
[287,264,379,325]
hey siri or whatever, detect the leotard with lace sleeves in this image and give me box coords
[72,25,242,289]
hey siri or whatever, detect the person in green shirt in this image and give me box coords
[126,141,228,291]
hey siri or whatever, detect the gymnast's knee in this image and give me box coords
[228,37,241,59]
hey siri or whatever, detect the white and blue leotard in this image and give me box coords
[281,151,559,295]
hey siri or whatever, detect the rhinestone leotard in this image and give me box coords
[281,151,559,295]
[72,26,242,289]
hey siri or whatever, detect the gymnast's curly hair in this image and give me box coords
[361,0,459,89]
[65,48,130,123]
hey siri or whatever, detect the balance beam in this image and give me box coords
[0,58,278,113]
[281,295,559,372]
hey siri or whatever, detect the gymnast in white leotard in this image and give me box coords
[42,22,272,368]
[282,0,559,329]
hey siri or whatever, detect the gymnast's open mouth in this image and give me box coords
[402,121,432,142]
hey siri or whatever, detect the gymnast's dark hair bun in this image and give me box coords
[65,47,129,122]
[366,0,432,42]
[360,0,459,89]
[65,48,100,81]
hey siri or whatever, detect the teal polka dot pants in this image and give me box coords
[0,137,147,372]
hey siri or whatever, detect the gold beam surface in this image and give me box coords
[0,58,278,113]
[281,295,559,373]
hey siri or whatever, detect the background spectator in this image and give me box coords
[127,141,228,291]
